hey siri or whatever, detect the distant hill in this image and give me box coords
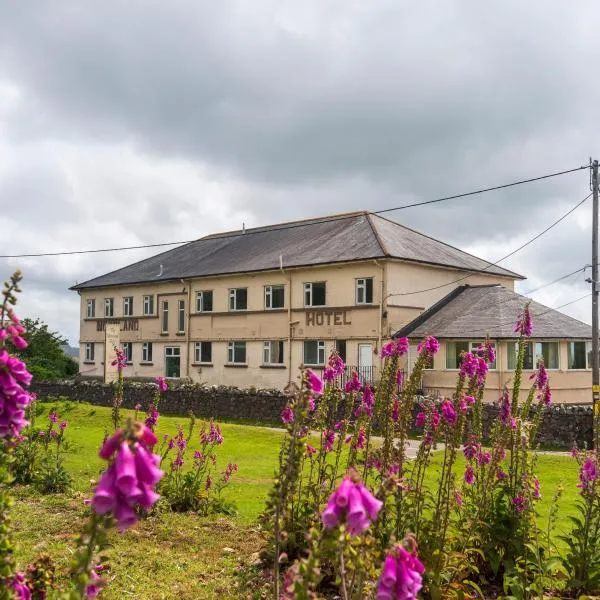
[61,344,79,361]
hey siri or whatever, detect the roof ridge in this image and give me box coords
[365,212,390,256]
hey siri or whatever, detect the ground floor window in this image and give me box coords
[304,340,325,366]
[122,342,133,364]
[445,341,497,370]
[227,341,247,364]
[194,341,212,364]
[142,342,153,362]
[507,341,559,370]
[335,340,347,362]
[263,341,284,365]
[85,343,95,362]
[165,346,181,378]
[568,341,592,369]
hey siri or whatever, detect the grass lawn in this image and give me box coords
[10,400,582,599]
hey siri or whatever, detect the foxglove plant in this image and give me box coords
[111,346,127,430]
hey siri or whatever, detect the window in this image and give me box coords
[304,282,326,307]
[178,300,185,333]
[195,290,213,312]
[356,278,374,304]
[194,341,212,364]
[507,341,559,370]
[161,301,169,333]
[265,285,285,309]
[229,288,248,311]
[227,341,247,364]
[263,341,284,365]
[123,296,133,317]
[142,342,153,363]
[304,340,326,366]
[335,340,347,362]
[85,342,95,362]
[104,298,114,317]
[122,342,133,363]
[569,341,592,369]
[143,295,154,315]
[446,341,469,369]
[86,299,96,318]
[469,342,497,370]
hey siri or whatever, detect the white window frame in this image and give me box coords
[265,285,285,309]
[195,290,213,313]
[304,282,326,307]
[122,342,133,363]
[142,342,153,363]
[356,277,374,305]
[85,342,95,362]
[303,340,326,366]
[86,299,95,319]
[469,341,497,370]
[123,296,133,317]
[263,340,284,365]
[229,288,248,311]
[194,341,212,364]
[104,298,114,317]
[227,341,247,364]
[178,300,185,333]
[506,341,560,370]
[143,295,154,315]
[161,301,169,333]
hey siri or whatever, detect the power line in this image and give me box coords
[520,265,588,296]
[0,164,589,259]
[387,192,592,298]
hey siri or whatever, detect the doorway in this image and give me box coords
[358,343,373,384]
[165,346,181,378]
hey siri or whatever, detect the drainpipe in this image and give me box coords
[373,260,384,352]
[281,256,293,385]
[185,280,192,379]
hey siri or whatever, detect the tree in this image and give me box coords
[13,318,78,380]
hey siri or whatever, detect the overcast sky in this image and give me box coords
[0,1,597,345]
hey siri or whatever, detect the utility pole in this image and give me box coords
[592,159,599,450]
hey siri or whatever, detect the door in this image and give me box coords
[165,346,181,378]
[358,344,373,384]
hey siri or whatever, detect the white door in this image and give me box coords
[358,344,373,384]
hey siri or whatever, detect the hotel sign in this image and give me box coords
[305,310,351,327]
[96,319,139,332]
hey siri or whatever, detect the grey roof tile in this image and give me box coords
[394,285,592,340]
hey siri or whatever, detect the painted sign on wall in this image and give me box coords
[97,319,139,332]
[104,323,121,384]
[305,310,351,327]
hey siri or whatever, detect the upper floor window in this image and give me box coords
[85,342,95,362]
[161,301,169,333]
[143,295,154,315]
[356,278,374,305]
[568,341,592,369]
[142,342,153,363]
[122,342,133,363]
[507,341,559,370]
[265,285,284,309]
[86,299,96,319]
[263,340,284,365]
[229,288,248,311]
[104,298,114,317]
[196,290,213,313]
[227,341,247,364]
[194,341,212,364]
[123,296,133,317]
[303,340,326,366]
[304,282,326,307]
[178,300,185,333]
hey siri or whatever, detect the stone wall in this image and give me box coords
[31,381,593,448]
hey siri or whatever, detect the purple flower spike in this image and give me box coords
[376,544,425,600]
[306,369,324,395]
[115,442,137,496]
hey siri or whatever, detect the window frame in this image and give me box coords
[104,297,114,318]
[568,340,592,370]
[303,340,326,366]
[227,341,247,364]
[142,342,153,363]
[507,340,560,370]
[264,285,285,310]
[228,288,248,312]
[194,341,213,364]
[195,290,213,313]
[86,299,96,319]
[143,295,154,315]
[123,296,133,317]
[178,299,185,333]
[263,340,285,365]
[122,342,133,364]
[304,282,326,307]
[356,277,374,305]
[161,301,169,333]
[85,342,95,362]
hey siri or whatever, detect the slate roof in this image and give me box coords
[394,285,592,340]
[71,212,523,290]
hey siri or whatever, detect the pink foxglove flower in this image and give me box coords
[513,495,527,513]
[579,455,598,492]
[85,565,104,598]
[323,429,335,452]
[514,305,533,337]
[455,491,463,507]
[496,468,507,481]
[533,478,541,499]
[440,400,457,425]
[281,405,294,424]
[391,398,399,423]
[306,444,317,456]
[459,352,478,378]
[321,476,383,535]
[306,369,324,395]
[415,412,426,427]
[155,376,168,392]
[328,352,345,376]
[323,366,336,382]
[376,544,425,600]
[464,465,475,485]
[10,572,31,600]
[417,336,440,355]
[344,370,362,393]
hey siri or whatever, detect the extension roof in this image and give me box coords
[70,212,523,290]
[394,284,591,340]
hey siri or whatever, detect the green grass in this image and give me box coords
[10,400,583,598]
